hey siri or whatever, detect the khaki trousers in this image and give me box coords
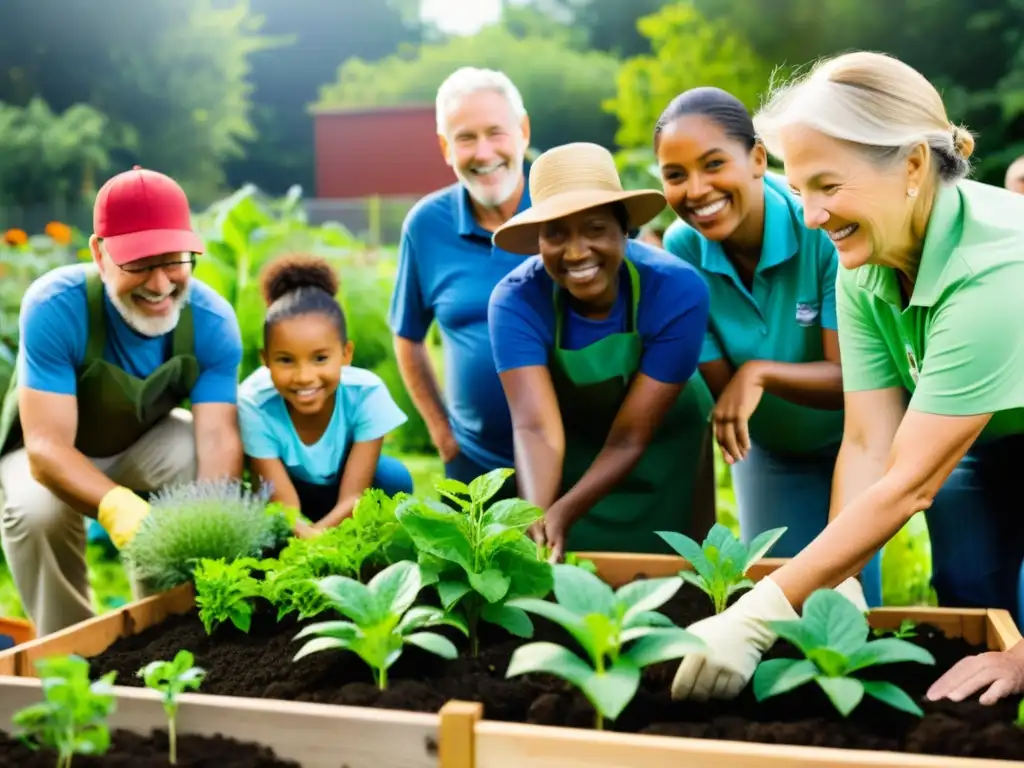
[0,408,197,637]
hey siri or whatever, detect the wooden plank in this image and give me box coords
[869,607,989,646]
[472,720,1021,767]
[987,609,1022,651]
[439,700,483,768]
[584,552,786,588]
[0,677,439,768]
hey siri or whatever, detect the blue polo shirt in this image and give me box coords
[18,263,241,404]
[488,240,709,385]
[662,173,844,454]
[388,169,532,470]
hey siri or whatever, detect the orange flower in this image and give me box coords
[3,229,27,247]
[44,221,73,245]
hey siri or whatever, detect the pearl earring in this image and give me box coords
[907,188,918,198]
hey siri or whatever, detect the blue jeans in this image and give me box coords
[731,440,884,608]
[926,433,1024,625]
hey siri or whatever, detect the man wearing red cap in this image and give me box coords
[0,166,244,635]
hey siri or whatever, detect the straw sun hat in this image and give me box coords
[492,142,667,255]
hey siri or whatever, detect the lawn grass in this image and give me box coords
[0,449,935,622]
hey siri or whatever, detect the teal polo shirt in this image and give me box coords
[663,173,844,455]
[837,179,1024,441]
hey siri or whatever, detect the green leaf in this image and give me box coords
[845,638,936,674]
[753,658,818,701]
[434,478,471,509]
[481,498,543,530]
[623,628,706,667]
[816,676,865,716]
[293,636,351,661]
[767,618,825,656]
[744,526,787,571]
[437,579,472,611]
[294,620,359,642]
[678,568,711,594]
[553,563,615,617]
[802,589,870,657]
[623,610,676,629]
[707,526,747,583]
[317,575,378,625]
[481,603,534,638]
[405,631,459,660]
[469,468,515,505]
[228,604,252,633]
[74,725,111,755]
[507,597,590,653]
[396,502,474,571]
[861,680,924,717]
[583,656,642,721]
[368,561,422,618]
[808,647,850,677]
[654,530,712,579]
[507,642,594,690]
[617,577,683,623]
[468,568,511,603]
[726,578,755,598]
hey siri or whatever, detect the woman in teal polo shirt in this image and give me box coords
[487,142,716,561]
[655,86,882,606]
[667,51,1024,706]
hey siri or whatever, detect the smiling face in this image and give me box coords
[777,124,926,270]
[93,241,193,337]
[439,89,529,208]
[538,205,626,315]
[656,114,767,244]
[262,314,354,417]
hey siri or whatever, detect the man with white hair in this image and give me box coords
[0,165,243,635]
[390,66,532,490]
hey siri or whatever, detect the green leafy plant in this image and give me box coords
[292,560,465,688]
[655,523,787,613]
[137,650,206,765]
[1016,697,1024,727]
[537,544,598,573]
[193,557,262,635]
[873,618,918,639]
[11,654,118,768]
[122,479,288,591]
[753,589,935,717]
[395,469,554,655]
[506,564,706,729]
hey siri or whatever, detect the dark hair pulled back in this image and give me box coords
[260,254,347,348]
[653,86,757,152]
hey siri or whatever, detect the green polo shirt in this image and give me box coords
[837,180,1024,441]
[663,173,844,455]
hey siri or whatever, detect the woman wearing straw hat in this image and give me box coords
[487,142,715,561]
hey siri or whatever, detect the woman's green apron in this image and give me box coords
[0,267,200,460]
[549,259,715,554]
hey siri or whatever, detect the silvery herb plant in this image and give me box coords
[137,650,206,765]
[506,564,706,729]
[753,588,935,716]
[655,523,787,614]
[11,655,117,768]
[293,560,466,689]
[395,468,553,655]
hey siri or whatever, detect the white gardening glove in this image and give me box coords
[671,576,798,701]
[834,576,869,612]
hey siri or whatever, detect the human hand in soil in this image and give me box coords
[538,502,573,563]
[926,642,1024,705]
[711,363,765,464]
[294,522,320,540]
[97,486,151,548]
[671,576,798,701]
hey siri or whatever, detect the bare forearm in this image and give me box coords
[513,427,564,510]
[27,442,117,517]
[751,360,844,409]
[394,337,450,436]
[198,435,243,481]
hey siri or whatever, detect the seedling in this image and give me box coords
[192,556,262,635]
[873,618,918,639]
[537,544,598,573]
[11,654,117,768]
[137,650,206,765]
[753,589,935,717]
[506,564,706,729]
[655,523,787,613]
[293,560,466,689]
[396,469,553,655]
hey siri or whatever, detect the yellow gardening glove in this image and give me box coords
[97,486,151,549]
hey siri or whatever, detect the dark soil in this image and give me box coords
[0,729,298,766]
[84,580,1024,762]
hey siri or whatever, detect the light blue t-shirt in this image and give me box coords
[19,262,241,403]
[238,365,408,485]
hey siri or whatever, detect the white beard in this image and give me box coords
[105,281,190,338]
[453,139,527,209]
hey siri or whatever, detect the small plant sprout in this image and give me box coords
[11,654,117,768]
[137,650,206,765]
[655,523,787,614]
[192,556,262,635]
[292,560,466,689]
[754,589,935,717]
[873,618,918,639]
[505,564,706,729]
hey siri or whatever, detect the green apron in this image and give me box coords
[550,259,715,555]
[0,267,200,459]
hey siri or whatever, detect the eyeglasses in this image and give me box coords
[118,254,197,275]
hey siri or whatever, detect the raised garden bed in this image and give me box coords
[2,552,1021,767]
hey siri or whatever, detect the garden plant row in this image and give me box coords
[0,470,1022,767]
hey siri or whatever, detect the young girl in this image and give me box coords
[238,254,413,536]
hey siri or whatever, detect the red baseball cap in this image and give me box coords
[93,165,204,265]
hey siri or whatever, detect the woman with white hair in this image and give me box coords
[668,50,1024,707]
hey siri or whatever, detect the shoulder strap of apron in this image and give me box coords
[553,258,642,347]
[84,269,107,364]
[171,300,195,357]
